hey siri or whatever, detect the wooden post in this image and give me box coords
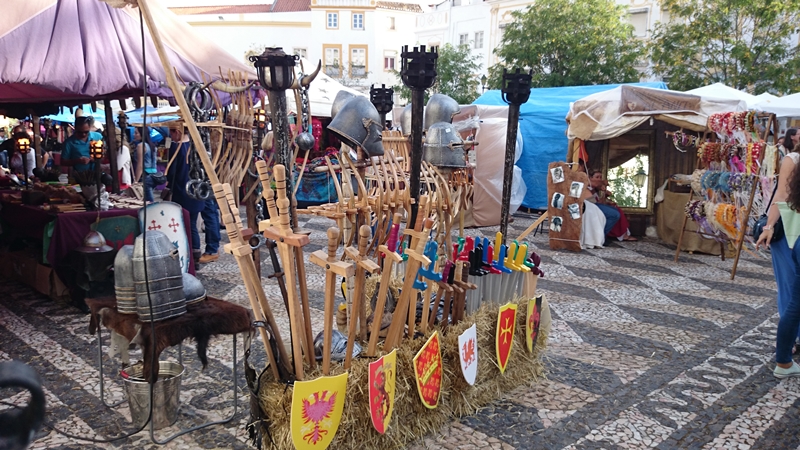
[103,100,120,193]
[366,213,403,356]
[32,116,42,169]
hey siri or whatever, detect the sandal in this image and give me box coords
[623,236,638,242]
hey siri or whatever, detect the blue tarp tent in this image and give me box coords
[473,82,668,210]
[123,106,179,125]
[43,104,107,124]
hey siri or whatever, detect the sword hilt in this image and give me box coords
[357,224,370,256]
[385,213,402,253]
[418,240,442,282]
[327,227,340,262]
[274,164,288,202]
[515,243,532,272]
[255,159,279,220]
[494,231,503,262]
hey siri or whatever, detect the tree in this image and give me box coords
[393,43,482,104]
[488,0,642,89]
[649,0,800,94]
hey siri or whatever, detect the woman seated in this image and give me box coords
[588,169,637,241]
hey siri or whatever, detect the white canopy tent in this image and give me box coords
[567,85,747,141]
[754,92,800,118]
[685,83,760,109]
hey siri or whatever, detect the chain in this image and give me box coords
[300,81,311,134]
[184,82,212,200]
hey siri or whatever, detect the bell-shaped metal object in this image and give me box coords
[76,230,113,253]
[114,245,137,314]
[424,93,460,131]
[294,131,315,152]
[182,272,207,305]
[331,91,356,120]
[423,122,467,168]
[327,96,385,157]
[399,104,413,137]
[313,329,361,362]
[132,231,186,322]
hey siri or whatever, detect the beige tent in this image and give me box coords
[567,85,746,141]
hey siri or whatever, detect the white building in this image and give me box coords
[168,1,421,96]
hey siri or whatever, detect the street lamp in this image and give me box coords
[499,68,532,243]
[369,84,394,127]
[90,140,104,210]
[15,137,31,189]
[481,74,487,93]
[633,168,647,206]
[400,44,438,227]
[254,108,267,153]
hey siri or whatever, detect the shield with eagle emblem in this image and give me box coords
[526,295,544,353]
[368,349,396,434]
[496,303,517,374]
[413,331,443,409]
[290,372,348,450]
[458,323,478,385]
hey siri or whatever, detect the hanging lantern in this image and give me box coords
[90,140,104,160]
[254,108,267,130]
[15,137,31,154]
[250,48,298,91]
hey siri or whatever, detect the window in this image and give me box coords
[353,13,364,30]
[350,46,367,78]
[388,17,395,30]
[628,9,649,37]
[474,31,483,49]
[324,46,341,76]
[459,33,468,46]
[327,12,338,29]
[384,56,395,71]
[294,48,307,59]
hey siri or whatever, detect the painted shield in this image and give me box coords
[458,323,478,385]
[138,201,190,273]
[368,350,397,434]
[526,295,544,353]
[91,216,139,250]
[413,331,443,409]
[290,372,348,450]
[496,302,517,374]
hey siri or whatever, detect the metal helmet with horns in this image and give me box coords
[327,96,385,157]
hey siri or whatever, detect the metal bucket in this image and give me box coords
[122,361,184,430]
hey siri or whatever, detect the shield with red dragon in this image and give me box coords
[368,349,396,434]
[413,331,443,409]
[496,302,517,374]
[458,323,478,385]
[290,372,348,450]
[526,295,544,353]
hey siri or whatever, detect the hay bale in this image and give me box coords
[258,296,549,449]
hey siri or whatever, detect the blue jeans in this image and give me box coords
[595,203,620,236]
[771,236,800,339]
[189,198,220,255]
[142,173,156,202]
[776,242,800,364]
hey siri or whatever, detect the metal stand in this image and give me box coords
[95,327,239,444]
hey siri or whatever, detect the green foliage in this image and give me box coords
[649,0,800,94]
[608,156,646,208]
[392,43,482,104]
[488,0,643,89]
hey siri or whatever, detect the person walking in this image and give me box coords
[164,125,220,265]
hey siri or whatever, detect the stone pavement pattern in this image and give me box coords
[0,212,796,449]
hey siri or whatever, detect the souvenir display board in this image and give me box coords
[547,161,589,251]
[675,111,778,279]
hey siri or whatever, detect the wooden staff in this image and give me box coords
[310,228,354,375]
[343,225,380,368]
[383,216,434,350]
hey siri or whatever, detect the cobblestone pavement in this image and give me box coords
[0,211,794,449]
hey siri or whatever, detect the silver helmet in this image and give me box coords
[182,272,207,305]
[399,104,413,137]
[114,245,136,314]
[331,91,356,120]
[424,93,460,131]
[132,231,186,322]
[423,122,467,168]
[76,231,113,253]
[327,96,385,157]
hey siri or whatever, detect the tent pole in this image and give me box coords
[32,116,42,169]
[104,100,120,194]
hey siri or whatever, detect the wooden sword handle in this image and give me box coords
[327,227,340,262]
[357,224,370,256]
[255,159,279,220]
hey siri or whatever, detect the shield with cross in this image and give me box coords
[496,302,517,374]
[138,201,190,273]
